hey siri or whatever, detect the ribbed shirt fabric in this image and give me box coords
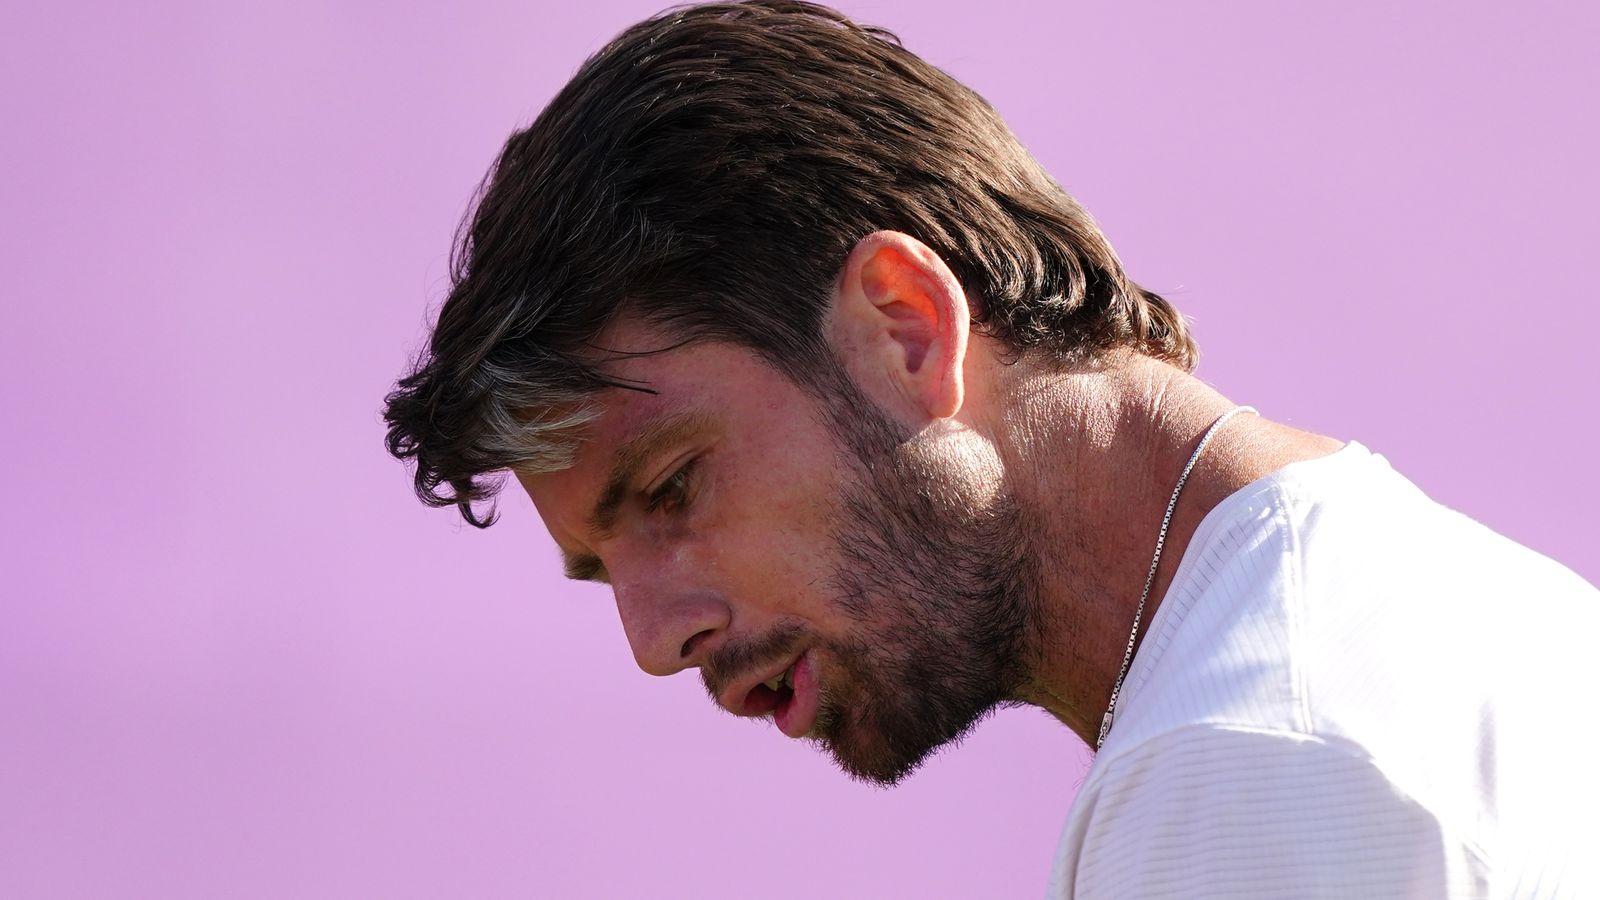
[1048,442,1599,899]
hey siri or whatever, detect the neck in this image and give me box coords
[988,352,1339,745]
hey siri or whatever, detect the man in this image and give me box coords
[382,1,1597,896]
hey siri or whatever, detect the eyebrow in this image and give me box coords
[560,409,715,583]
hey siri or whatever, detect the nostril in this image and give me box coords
[680,628,715,660]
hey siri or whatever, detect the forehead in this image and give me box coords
[560,318,786,453]
[512,320,804,526]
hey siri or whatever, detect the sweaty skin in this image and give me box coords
[518,230,1341,780]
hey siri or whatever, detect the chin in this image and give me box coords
[817,700,989,788]
[822,738,929,788]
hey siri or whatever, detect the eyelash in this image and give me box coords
[645,459,698,514]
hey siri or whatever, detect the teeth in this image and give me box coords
[763,665,796,693]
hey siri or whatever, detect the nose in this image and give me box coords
[612,579,731,677]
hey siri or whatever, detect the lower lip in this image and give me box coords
[774,651,819,738]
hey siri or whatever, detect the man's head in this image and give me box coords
[501,290,1047,784]
[383,0,1196,783]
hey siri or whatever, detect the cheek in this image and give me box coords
[708,454,843,612]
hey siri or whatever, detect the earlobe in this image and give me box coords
[829,230,970,422]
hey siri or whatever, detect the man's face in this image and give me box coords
[517,320,1039,785]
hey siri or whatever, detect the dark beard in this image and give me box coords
[806,367,1043,786]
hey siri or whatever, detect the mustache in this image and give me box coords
[701,620,808,703]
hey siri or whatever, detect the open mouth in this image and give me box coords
[741,652,817,738]
[743,662,795,716]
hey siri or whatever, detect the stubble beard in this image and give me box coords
[807,375,1044,787]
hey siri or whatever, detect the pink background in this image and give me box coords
[3,2,1596,897]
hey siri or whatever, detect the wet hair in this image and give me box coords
[382,0,1198,525]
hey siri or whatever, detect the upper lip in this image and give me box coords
[716,651,802,717]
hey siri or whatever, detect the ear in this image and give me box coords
[827,230,971,422]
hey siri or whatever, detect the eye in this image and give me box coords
[645,458,698,514]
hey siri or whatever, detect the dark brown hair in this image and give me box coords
[383,0,1197,526]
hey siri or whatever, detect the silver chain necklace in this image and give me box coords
[1095,404,1257,751]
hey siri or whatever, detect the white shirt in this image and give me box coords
[1048,442,1599,900]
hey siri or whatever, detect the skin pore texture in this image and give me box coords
[516,230,1344,784]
